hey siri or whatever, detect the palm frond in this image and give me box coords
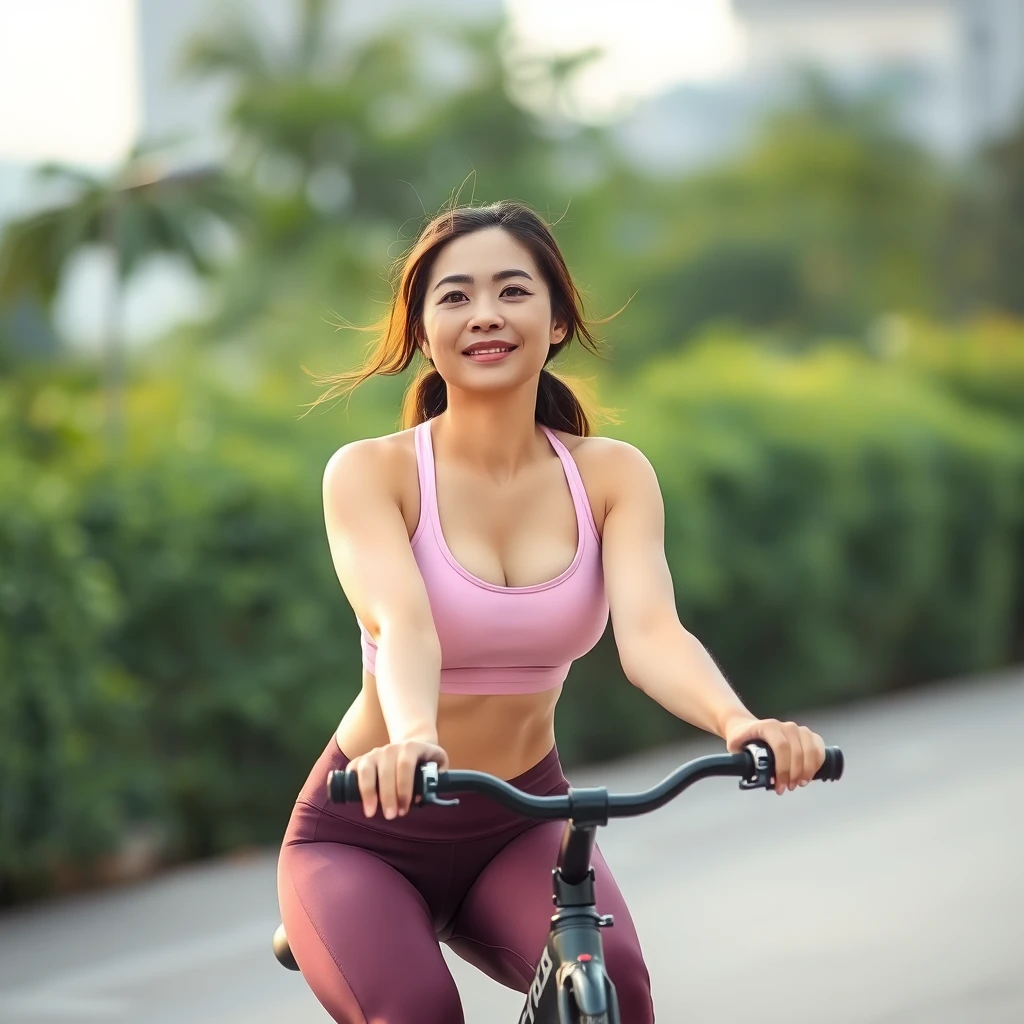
[178,16,274,82]
[34,162,104,190]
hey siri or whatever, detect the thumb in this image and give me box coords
[725,720,763,753]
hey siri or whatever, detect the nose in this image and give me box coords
[468,302,504,333]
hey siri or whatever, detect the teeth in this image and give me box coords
[467,347,513,355]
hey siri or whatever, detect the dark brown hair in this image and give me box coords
[308,200,612,435]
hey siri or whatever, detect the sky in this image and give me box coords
[506,0,746,121]
[0,0,139,166]
[0,0,745,167]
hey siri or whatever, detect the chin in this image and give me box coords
[458,367,541,392]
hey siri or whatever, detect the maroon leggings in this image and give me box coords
[277,735,655,1023]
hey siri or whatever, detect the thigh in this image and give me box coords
[446,822,654,1021]
[279,839,463,1024]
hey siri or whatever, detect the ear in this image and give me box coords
[550,316,568,348]
[415,330,431,363]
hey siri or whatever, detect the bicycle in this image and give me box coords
[273,741,844,1023]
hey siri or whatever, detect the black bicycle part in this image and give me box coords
[327,742,843,815]
[315,742,843,1022]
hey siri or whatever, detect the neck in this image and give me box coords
[432,378,546,480]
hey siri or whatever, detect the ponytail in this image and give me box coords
[401,364,447,426]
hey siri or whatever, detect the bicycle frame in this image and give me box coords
[517,821,618,1024]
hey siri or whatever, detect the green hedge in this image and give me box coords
[1,332,1021,901]
[0,377,365,900]
[885,314,1024,422]
[557,334,1023,755]
[623,339,1019,692]
[0,445,144,899]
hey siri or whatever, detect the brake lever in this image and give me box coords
[738,741,774,790]
[419,761,460,807]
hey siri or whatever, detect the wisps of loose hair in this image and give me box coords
[304,199,622,434]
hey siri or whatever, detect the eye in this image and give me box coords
[501,285,530,298]
[438,290,467,304]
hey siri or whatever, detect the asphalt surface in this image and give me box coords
[1,669,1021,1023]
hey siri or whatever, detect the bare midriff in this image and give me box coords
[335,673,561,780]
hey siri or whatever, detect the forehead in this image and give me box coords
[428,227,539,283]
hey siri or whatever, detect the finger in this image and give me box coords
[770,730,792,795]
[377,750,398,820]
[355,757,379,818]
[784,723,804,791]
[799,730,825,787]
[395,747,419,816]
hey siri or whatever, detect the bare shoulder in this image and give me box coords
[552,432,661,521]
[323,428,418,509]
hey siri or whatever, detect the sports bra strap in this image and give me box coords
[538,424,600,543]
[413,420,438,520]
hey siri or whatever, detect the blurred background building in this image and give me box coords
[736,0,1024,153]
[619,0,1024,170]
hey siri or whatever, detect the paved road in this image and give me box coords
[1,670,1022,1023]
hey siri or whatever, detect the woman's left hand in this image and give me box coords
[723,716,826,795]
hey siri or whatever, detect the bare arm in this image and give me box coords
[322,437,446,816]
[600,440,753,737]
[600,440,826,793]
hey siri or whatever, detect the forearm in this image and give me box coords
[621,620,755,738]
[373,622,442,743]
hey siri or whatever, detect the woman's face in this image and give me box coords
[419,227,567,394]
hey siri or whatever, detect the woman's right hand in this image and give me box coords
[348,738,450,820]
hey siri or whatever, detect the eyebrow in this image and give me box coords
[432,268,534,292]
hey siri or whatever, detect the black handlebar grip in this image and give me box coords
[327,769,361,804]
[813,747,844,782]
[327,763,433,805]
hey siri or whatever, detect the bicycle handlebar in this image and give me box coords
[327,743,843,824]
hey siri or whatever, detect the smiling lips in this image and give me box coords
[462,341,518,362]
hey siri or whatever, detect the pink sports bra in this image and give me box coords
[358,418,609,695]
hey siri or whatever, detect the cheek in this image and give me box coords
[518,303,553,335]
[423,308,459,343]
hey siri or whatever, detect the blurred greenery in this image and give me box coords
[0,145,247,449]
[1,1,1023,902]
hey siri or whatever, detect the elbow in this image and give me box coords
[617,636,651,689]
[616,618,697,690]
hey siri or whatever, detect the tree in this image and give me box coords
[0,143,247,447]
[945,115,1024,317]
[179,0,616,326]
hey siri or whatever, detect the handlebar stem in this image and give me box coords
[558,821,598,887]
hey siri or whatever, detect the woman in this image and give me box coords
[278,200,827,1023]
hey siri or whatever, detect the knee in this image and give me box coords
[603,932,654,1023]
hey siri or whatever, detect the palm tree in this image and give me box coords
[0,140,247,448]
[180,0,601,231]
[179,0,420,227]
